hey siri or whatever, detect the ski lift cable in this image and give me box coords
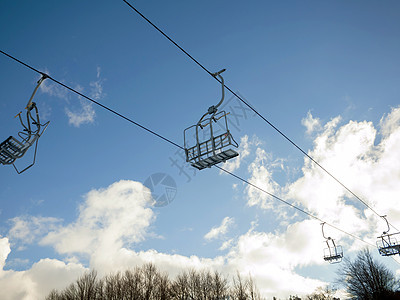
[216,165,376,248]
[219,164,399,266]
[120,0,399,233]
[1,49,397,264]
[0,50,182,151]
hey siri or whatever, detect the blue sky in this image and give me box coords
[1,1,400,298]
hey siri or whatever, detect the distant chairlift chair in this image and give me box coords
[321,222,343,264]
[377,215,400,256]
[0,75,50,174]
[184,69,239,170]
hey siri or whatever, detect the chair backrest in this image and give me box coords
[323,244,343,263]
[184,111,238,162]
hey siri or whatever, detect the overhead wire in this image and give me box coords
[216,165,378,249]
[120,0,399,233]
[0,50,182,150]
[0,49,385,256]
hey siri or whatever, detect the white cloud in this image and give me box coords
[5,258,30,268]
[65,67,105,127]
[302,111,322,135]
[380,106,400,137]
[3,105,400,299]
[0,237,86,300]
[227,107,400,296]
[204,217,235,241]
[89,221,327,298]
[39,68,103,127]
[41,180,155,256]
[228,220,322,270]
[222,135,251,172]
[0,238,11,271]
[89,66,105,100]
[219,238,234,251]
[8,216,61,248]
[39,74,69,101]
[286,106,400,251]
[0,180,328,299]
[65,99,96,127]
[246,147,282,210]
[224,221,326,298]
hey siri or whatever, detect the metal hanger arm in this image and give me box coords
[25,74,48,110]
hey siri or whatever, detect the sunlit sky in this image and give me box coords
[1,1,400,299]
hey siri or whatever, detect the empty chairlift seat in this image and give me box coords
[376,215,400,257]
[184,111,239,170]
[184,69,239,170]
[323,242,343,264]
[0,136,33,165]
[377,233,400,256]
[321,222,343,264]
[0,75,50,173]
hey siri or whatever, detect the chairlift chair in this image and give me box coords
[0,75,50,174]
[184,69,239,170]
[377,216,400,256]
[321,223,343,264]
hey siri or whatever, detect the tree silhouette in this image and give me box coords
[337,248,400,299]
[305,286,339,299]
[45,263,260,300]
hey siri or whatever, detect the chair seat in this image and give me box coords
[378,245,400,256]
[0,136,30,165]
[191,149,239,170]
[377,233,400,256]
[324,254,343,261]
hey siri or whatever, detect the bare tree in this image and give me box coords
[306,286,339,300]
[123,267,144,300]
[47,270,101,300]
[170,269,229,300]
[210,270,229,300]
[45,289,61,300]
[46,264,263,300]
[231,272,248,300]
[154,271,170,300]
[103,272,125,300]
[337,248,399,299]
[76,270,101,299]
[199,270,213,300]
[171,271,189,300]
[142,263,159,300]
[246,275,262,300]
[187,269,202,300]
